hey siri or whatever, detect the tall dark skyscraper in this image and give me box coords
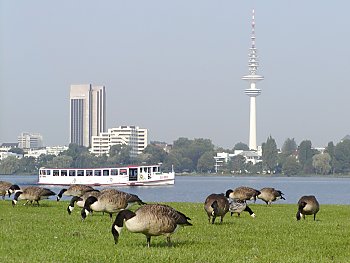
[69,84,106,147]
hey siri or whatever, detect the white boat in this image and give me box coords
[38,164,175,186]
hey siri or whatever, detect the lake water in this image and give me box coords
[1,174,350,205]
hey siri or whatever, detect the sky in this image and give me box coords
[1,1,350,149]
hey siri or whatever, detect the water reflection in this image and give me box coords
[1,175,350,205]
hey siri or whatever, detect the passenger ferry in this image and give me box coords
[38,164,175,186]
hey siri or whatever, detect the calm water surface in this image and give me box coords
[1,175,350,205]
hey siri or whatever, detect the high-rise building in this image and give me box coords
[242,9,264,151]
[69,84,106,147]
[91,125,148,157]
[18,132,43,149]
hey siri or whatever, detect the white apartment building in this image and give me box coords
[91,126,148,157]
[18,132,43,149]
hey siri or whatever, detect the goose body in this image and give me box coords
[57,185,95,201]
[112,204,192,247]
[226,186,260,202]
[258,187,285,205]
[67,190,101,215]
[12,186,56,206]
[81,189,145,220]
[0,181,12,199]
[204,193,229,224]
[228,198,255,218]
[296,195,320,221]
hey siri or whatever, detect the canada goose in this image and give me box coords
[57,185,95,201]
[228,198,256,218]
[0,181,12,199]
[112,204,192,247]
[204,193,229,224]
[12,186,56,206]
[226,186,261,202]
[257,187,285,205]
[8,184,21,196]
[67,190,101,215]
[81,189,145,220]
[296,195,320,221]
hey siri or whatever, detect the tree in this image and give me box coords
[262,136,278,173]
[312,153,331,175]
[9,147,24,155]
[282,156,301,176]
[46,155,73,168]
[281,138,297,157]
[325,141,335,174]
[333,139,350,174]
[0,156,21,174]
[18,157,37,174]
[298,140,316,174]
[228,155,246,174]
[233,142,249,151]
[197,152,215,173]
[108,144,132,165]
[142,144,167,164]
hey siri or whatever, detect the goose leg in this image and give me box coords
[166,236,171,247]
[147,236,151,248]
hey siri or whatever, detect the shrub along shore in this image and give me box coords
[0,201,349,262]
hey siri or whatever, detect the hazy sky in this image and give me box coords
[1,1,349,149]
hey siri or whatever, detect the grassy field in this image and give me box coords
[0,200,349,263]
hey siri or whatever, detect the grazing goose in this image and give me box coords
[8,184,22,196]
[204,193,229,224]
[228,198,256,218]
[57,185,95,201]
[67,190,101,215]
[112,204,192,247]
[12,186,56,206]
[226,186,261,202]
[81,189,145,220]
[257,187,285,205]
[296,195,320,221]
[0,181,12,199]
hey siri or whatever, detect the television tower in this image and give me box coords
[242,9,264,151]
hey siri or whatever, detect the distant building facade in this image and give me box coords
[18,132,43,149]
[214,147,262,173]
[70,84,106,147]
[0,143,19,152]
[25,145,68,159]
[91,125,148,157]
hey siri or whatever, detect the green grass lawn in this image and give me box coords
[0,200,349,263]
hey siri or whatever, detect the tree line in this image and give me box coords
[1,137,350,175]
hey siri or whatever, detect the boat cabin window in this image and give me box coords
[111,169,118,176]
[103,170,109,176]
[40,170,46,175]
[69,170,75,176]
[61,170,67,176]
[47,170,51,175]
[86,170,93,176]
[153,167,158,173]
[53,170,59,176]
[77,170,84,176]
[94,170,101,176]
[120,169,127,175]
